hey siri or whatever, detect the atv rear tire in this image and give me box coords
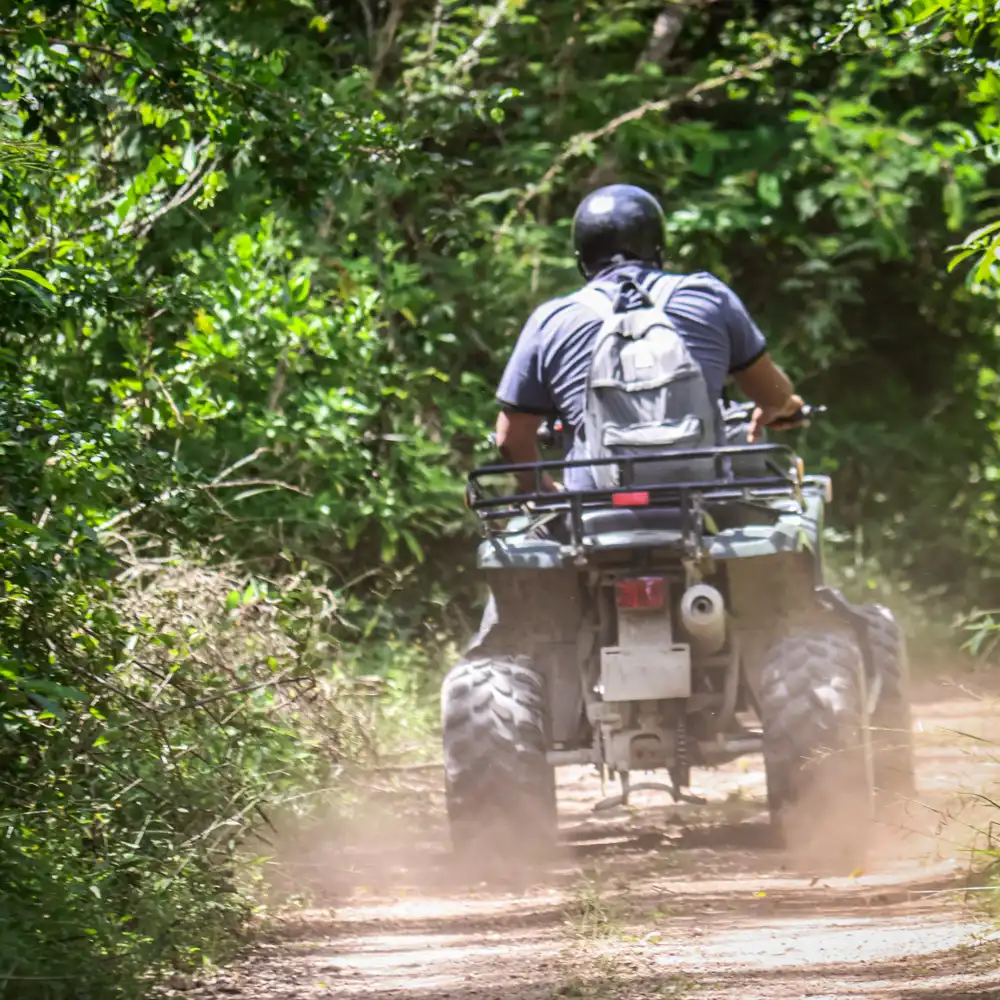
[759,629,873,855]
[441,655,557,860]
[856,603,916,804]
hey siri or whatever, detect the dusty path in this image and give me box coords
[175,670,1000,1000]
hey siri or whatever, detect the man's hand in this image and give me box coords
[748,393,805,443]
[732,354,804,443]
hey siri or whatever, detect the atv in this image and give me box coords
[441,403,915,859]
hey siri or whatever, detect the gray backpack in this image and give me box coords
[575,275,721,490]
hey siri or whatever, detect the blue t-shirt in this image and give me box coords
[496,264,768,489]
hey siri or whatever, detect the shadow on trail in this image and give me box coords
[264,793,974,926]
[670,817,777,850]
[263,870,980,950]
[303,970,999,1000]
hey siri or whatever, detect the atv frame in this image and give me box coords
[441,423,915,858]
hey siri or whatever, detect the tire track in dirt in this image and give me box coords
[171,670,1000,1000]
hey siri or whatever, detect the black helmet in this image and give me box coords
[571,184,666,278]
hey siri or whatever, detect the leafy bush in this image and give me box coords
[0,543,372,997]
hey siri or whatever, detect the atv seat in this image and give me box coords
[581,501,781,537]
[581,508,684,535]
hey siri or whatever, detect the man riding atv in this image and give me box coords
[444,184,914,865]
[468,183,810,647]
[494,184,806,494]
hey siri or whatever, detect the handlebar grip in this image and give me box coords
[769,403,826,429]
[795,403,826,421]
[537,418,565,448]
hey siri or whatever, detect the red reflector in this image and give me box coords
[612,491,650,506]
[616,577,666,610]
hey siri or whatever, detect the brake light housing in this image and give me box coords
[615,576,666,610]
[612,491,649,507]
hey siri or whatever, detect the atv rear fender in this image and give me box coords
[476,489,826,571]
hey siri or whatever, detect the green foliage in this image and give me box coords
[831,0,1000,280]
[1,534,433,997]
[6,0,1000,993]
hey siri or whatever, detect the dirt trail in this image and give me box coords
[176,671,1000,1000]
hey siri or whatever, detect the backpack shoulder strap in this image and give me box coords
[576,273,687,322]
[574,284,616,323]
[647,273,688,311]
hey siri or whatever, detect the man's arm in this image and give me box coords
[709,276,803,442]
[732,354,804,442]
[495,301,564,493]
[495,408,558,493]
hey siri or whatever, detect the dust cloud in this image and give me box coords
[190,669,1000,1000]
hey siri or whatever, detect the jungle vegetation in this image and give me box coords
[2,0,999,994]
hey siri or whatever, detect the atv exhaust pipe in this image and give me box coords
[679,584,726,653]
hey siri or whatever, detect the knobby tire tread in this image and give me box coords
[759,629,873,849]
[441,655,556,859]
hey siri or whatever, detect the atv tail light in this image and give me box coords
[616,577,666,610]
[612,491,649,507]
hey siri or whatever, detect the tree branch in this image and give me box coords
[97,449,275,535]
[158,674,315,714]
[97,486,180,534]
[426,0,445,58]
[210,447,270,485]
[371,0,408,89]
[518,51,779,213]
[135,156,220,239]
[451,0,517,77]
[151,371,186,426]
[0,28,129,61]
[206,478,312,496]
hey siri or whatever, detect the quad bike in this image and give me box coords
[440,404,916,858]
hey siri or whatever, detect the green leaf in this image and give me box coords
[793,90,824,110]
[8,268,56,293]
[21,679,86,702]
[233,233,254,261]
[943,180,965,231]
[757,173,782,208]
[400,529,424,563]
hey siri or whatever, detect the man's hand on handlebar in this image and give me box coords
[748,394,806,443]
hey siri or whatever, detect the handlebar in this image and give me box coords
[485,406,824,449]
[769,403,826,430]
[537,418,565,448]
[724,401,826,430]
[486,418,565,450]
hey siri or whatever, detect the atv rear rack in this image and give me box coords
[466,444,807,552]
